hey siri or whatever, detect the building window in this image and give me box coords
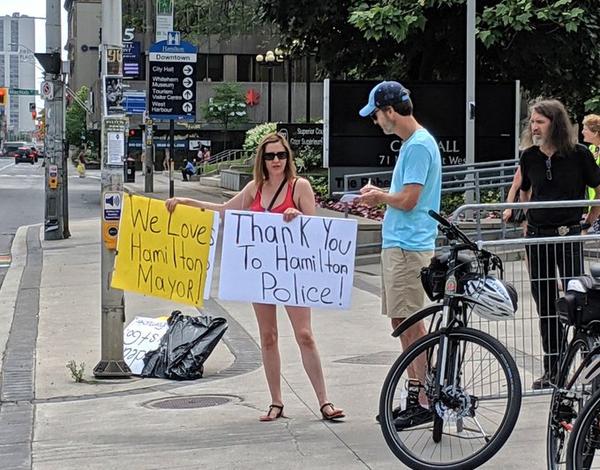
[10,20,18,51]
[0,22,4,52]
[0,56,5,86]
[236,55,256,82]
[9,56,18,87]
[197,54,223,82]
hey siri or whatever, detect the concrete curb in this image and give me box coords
[0,224,34,364]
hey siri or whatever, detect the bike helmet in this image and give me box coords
[463,275,518,321]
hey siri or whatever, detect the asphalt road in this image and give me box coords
[0,157,101,286]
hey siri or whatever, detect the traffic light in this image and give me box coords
[0,88,7,106]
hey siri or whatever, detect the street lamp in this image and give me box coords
[255,48,284,122]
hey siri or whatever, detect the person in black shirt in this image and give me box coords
[520,99,600,389]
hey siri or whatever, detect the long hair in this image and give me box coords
[523,99,577,156]
[252,132,297,188]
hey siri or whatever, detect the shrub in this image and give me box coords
[243,122,277,153]
[295,145,323,173]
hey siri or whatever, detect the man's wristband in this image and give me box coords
[581,222,592,230]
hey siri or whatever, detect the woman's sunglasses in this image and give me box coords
[263,151,289,161]
[545,158,552,181]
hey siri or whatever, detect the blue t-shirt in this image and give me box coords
[185,161,194,172]
[382,128,442,251]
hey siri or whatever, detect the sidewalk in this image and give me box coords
[0,171,550,469]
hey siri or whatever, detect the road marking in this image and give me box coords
[0,174,43,178]
[0,161,15,172]
[0,254,11,267]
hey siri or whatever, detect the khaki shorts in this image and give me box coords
[381,248,433,319]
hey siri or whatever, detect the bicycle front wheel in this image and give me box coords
[567,388,600,469]
[379,327,522,470]
[548,334,599,470]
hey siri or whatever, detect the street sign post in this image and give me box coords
[9,88,38,96]
[40,81,54,100]
[149,33,197,198]
[148,37,197,121]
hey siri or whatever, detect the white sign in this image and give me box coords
[107,131,125,165]
[204,211,220,300]
[103,191,122,221]
[167,31,180,46]
[148,52,197,62]
[123,316,169,374]
[155,0,174,42]
[40,81,54,100]
[218,211,358,309]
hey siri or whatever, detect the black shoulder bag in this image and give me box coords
[266,179,288,212]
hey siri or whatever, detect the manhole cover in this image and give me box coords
[145,395,238,410]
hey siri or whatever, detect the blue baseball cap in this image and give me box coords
[359,81,411,117]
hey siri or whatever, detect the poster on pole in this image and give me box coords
[218,211,357,309]
[111,194,217,306]
[103,76,124,116]
[102,117,127,167]
[107,131,125,165]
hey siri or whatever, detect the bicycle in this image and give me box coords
[548,270,600,469]
[379,210,522,470]
[567,386,600,469]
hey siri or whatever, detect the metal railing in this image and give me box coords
[207,149,253,166]
[447,200,600,396]
[337,160,522,253]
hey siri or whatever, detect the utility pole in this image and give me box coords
[465,0,476,207]
[42,0,69,240]
[94,0,131,378]
[143,0,155,192]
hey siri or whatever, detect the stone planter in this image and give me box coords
[220,169,253,191]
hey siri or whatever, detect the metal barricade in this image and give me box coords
[452,200,600,396]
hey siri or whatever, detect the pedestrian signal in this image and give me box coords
[0,88,7,106]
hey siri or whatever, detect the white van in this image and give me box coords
[1,141,29,157]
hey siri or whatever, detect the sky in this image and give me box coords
[1,0,69,55]
[1,0,69,106]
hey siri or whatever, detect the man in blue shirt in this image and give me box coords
[358,81,442,429]
[181,159,195,181]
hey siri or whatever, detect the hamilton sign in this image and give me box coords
[148,32,197,121]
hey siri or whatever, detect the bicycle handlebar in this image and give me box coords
[428,209,451,228]
[429,210,503,276]
[429,210,476,248]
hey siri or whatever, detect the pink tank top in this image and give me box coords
[249,179,298,213]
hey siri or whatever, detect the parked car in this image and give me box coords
[13,147,36,165]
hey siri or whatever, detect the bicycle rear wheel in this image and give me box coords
[548,334,600,470]
[379,327,522,470]
[567,388,600,469]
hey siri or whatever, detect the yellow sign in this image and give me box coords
[111,194,213,306]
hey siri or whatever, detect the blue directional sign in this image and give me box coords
[148,37,197,121]
[123,92,146,115]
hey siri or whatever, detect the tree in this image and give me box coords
[260,0,600,118]
[202,82,248,148]
[122,0,266,41]
[65,85,90,148]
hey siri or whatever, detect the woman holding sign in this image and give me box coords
[165,133,344,422]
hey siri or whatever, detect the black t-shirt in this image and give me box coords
[520,143,600,226]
